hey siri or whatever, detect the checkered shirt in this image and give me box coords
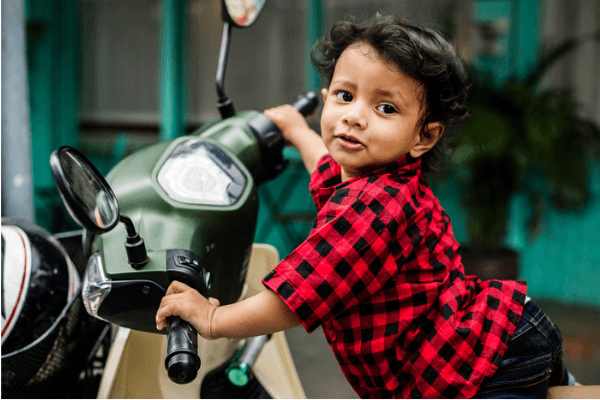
[263,154,527,398]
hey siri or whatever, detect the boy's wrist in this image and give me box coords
[208,304,221,340]
[285,126,317,148]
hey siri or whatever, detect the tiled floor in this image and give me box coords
[285,300,600,398]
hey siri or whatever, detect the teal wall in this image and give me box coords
[507,160,600,306]
[431,159,600,308]
[25,0,80,232]
[474,0,540,84]
[469,0,600,308]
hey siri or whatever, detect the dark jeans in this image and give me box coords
[473,301,573,399]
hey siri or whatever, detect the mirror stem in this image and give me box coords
[216,21,235,118]
[119,214,149,269]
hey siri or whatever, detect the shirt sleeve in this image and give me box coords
[263,180,413,333]
[308,154,340,194]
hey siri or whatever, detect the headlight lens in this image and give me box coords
[157,139,247,206]
[82,252,111,320]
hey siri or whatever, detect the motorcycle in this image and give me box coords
[49,0,316,397]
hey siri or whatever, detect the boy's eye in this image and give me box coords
[377,104,397,114]
[335,91,353,102]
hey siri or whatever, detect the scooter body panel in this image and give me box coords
[97,244,306,399]
[96,113,262,308]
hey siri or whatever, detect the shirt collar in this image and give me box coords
[330,154,422,188]
[311,154,422,209]
[375,153,421,178]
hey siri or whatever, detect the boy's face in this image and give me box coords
[320,42,443,181]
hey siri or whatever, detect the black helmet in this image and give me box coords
[1,219,81,397]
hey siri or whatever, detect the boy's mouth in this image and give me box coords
[336,134,363,147]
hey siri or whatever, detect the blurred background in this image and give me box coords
[2,0,599,395]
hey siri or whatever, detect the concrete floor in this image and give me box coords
[285,300,600,398]
[286,325,358,399]
[535,300,600,386]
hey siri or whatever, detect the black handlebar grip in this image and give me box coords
[247,91,320,183]
[247,92,319,153]
[165,317,201,384]
[290,91,319,116]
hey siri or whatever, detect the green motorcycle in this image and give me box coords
[50,0,317,394]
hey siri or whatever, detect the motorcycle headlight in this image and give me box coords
[82,252,111,320]
[157,139,248,206]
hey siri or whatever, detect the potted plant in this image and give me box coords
[443,32,600,281]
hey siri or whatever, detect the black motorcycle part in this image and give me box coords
[120,214,149,269]
[124,232,149,269]
[200,357,272,399]
[97,279,166,334]
[247,91,319,183]
[166,249,212,297]
[165,317,201,384]
[165,249,212,384]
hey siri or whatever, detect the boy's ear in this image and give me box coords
[409,122,445,158]
[321,88,329,103]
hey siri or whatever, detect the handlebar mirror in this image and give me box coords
[222,0,266,28]
[50,146,120,234]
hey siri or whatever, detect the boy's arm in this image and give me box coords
[155,281,301,339]
[264,105,328,175]
[213,289,301,338]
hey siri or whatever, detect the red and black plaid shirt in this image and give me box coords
[263,154,527,398]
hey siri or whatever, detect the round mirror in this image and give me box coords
[49,146,120,234]
[223,0,266,28]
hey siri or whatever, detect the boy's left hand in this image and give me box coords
[155,280,221,340]
[264,105,312,146]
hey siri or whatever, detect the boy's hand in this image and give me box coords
[264,105,311,147]
[264,104,328,175]
[155,281,221,340]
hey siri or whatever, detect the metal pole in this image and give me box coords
[160,0,187,141]
[305,0,324,92]
[1,0,34,221]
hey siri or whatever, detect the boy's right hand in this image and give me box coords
[264,105,312,147]
[156,280,221,340]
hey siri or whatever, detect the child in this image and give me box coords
[156,13,575,398]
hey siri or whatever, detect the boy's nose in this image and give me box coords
[342,105,368,129]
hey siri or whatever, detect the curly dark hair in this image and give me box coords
[311,13,471,176]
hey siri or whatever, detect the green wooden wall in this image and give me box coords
[25,0,80,232]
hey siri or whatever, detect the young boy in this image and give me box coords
[156,14,575,398]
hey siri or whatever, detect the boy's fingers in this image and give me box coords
[166,280,190,295]
[208,297,220,307]
[156,300,178,327]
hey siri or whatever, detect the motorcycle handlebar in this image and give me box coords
[290,91,319,116]
[165,317,201,384]
[248,91,319,183]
